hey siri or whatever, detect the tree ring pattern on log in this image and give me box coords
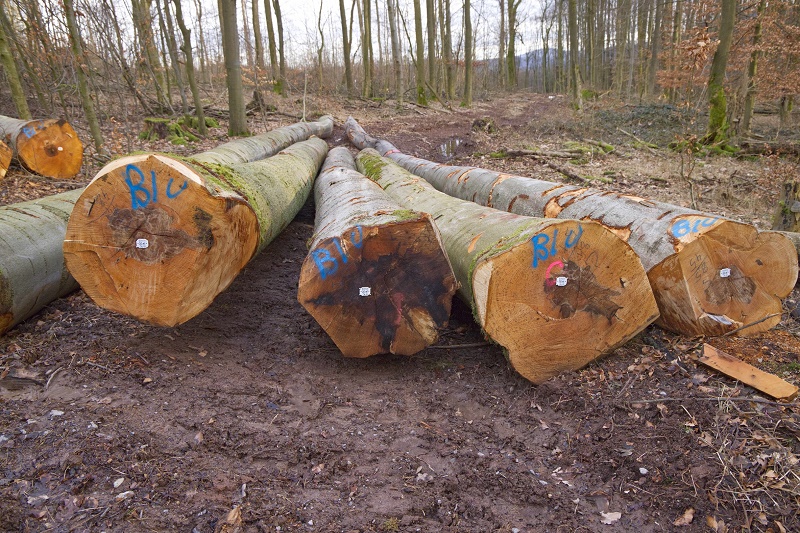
[704,264,756,305]
[543,260,622,320]
[107,205,209,264]
[15,119,83,179]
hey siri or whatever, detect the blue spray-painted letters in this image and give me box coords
[671,217,717,238]
[531,225,584,268]
[312,226,365,279]
[124,164,187,209]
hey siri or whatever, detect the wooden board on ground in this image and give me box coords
[298,147,458,357]
[699,344,798,401]
[0,115,83,179]
[355,148,659,384]
[345,117,798,337]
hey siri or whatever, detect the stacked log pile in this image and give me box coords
[0,115,83,179]
[298,147,458,357]
[345,118,798,337]
[354,148,659,383]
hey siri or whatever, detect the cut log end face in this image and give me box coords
[473,220,658,384]
[0,141,11,180]
[650,224,798,336]
[15,119,84,179]
[63,154,258,326]
[299,220,457,358]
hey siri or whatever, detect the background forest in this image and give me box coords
[0,0,798,149]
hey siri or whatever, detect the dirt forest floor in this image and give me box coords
[2,92,800,532]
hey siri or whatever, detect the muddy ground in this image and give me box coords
[1,93,799,532]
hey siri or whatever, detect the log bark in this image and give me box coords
[355,148,659,384]
[1,189,82,334]
[0,115,83,179]
[0,140,11,180]
[298,147,458,357]
[345,118,798,336]
[191,115,332,165]
[63,137,328,327]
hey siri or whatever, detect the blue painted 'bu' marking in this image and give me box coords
[22,126,36,138]
[531,225,583,268]
[312,226,364,279]
[671,217,717,238]
[125,164,187,209]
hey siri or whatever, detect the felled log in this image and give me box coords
[346,118,798,337]
[0,115,83,179]
[63,137,328,326]
[1,189,82,334]
[298,147,458,357]
[190,115,333,166]
[0,140,11,179]
[355,148,659,384]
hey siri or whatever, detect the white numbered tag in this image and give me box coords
[135,238,149,249]
[555,277,568,287]
[719,268,731,278]
[359,287,371,296]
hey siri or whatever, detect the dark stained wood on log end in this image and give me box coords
[300,219,457,357]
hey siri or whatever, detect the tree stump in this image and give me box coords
[64,138,329,327]
[346,117,798,337]
[0,115,83,179]
[1,190,81,334]
[298,147,458,357]
[355,148,659,384]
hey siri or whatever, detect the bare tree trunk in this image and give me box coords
[614,0,631,97]
[442,0,455,99]
[0,6,30,119]
[462,0,473,106]
[273,0,287,94]
[339,0,355,94]
[173,0,207,136]
[741,0,766,135]
[317,0,325,91]
[413,0,427,104]
[252,0,266,70]
[498,0,506,89]
[131,0,167,107]
[219,0,249,135]
[568,0,582,111]
[158,0,190,116]
[362,0,373,97]
[264,0,280,89]
[704,0,735,144]
[63,0,104,154]
[387,0,403,103]
[646,0,663,97]
[240,0,254,67]
[507,0,521,88]
[426,0,436,93]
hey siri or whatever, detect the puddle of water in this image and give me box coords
[440,138,462,158]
